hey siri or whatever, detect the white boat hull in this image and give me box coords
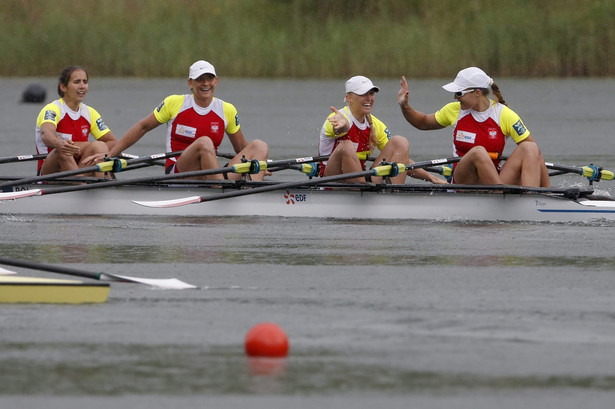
[2,184,615,223]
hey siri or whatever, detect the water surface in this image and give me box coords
[1,78,615,408]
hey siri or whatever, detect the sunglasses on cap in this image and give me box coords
[455,89,476,97]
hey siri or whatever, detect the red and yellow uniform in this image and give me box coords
[435,99,530,169]
[153,94,239,171]
[35,98,110,172]
[318,106,391,175]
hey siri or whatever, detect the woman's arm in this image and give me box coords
[108,113,161,157]
[398,76,444,131]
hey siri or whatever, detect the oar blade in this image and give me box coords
[0,267,17,275]
[0,189,42,200]
[132,196,203,208]
[99,273,197,289]
[578,200,615,208]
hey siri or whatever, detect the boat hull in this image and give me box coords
[0,276,109,304]
[2,184,615,223]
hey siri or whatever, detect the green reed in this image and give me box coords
[1,0,613,78]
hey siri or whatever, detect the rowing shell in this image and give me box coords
[0,275,109,304]
[1,182,615,223]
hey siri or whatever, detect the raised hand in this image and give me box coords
[397,76,410,106]
[328,106,350,135]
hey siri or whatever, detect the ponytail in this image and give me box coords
[490,81,507,106]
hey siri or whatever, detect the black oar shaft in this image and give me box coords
[0,151,183,189]
[0,257,101,281]
[0,153,47,165]
[196,157,460,204]
[30,155,330,196]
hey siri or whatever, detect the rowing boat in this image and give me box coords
[2,180,614,223]
[0,275,110,304]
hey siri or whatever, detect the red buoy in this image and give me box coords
[244,322,289,357]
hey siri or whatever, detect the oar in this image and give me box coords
[495,153,614,182]
[0,155,329,200]
[0,153,48,165]
[133,156,461,208]
[544,161,614,182]
[0,257,197,289]
[0,151,183,189]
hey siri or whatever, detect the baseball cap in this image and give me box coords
[189,60,216,79]
[442,67,493,92]
[345,76,380,95]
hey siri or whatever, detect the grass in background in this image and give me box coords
[1,0,613,78]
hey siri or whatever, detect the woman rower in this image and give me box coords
[97,60,269,181]
[398,67,549,187]
[319,75,446,184]
[35,66,117,177]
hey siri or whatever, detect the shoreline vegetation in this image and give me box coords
[2,0,614,79]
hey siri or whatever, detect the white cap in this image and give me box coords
[345,76,380,95]
[442,67,493,92]
[189,60,216,79]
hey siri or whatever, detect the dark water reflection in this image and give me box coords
[2,342,614,396]
[3,243,615,270]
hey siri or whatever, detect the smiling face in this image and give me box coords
[188,73,218,106]
[346,90,376,121]
[59,69,88,110]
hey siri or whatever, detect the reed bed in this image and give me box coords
[1,0,613,78]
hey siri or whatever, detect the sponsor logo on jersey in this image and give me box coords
[156,101,165,112]
[96,117,108,131]
[384,127,392,140]
[44,110,56,121]
[512,120,527,136]
[235,114,239,127]
[176,124,197,138]
[455,130,477,144]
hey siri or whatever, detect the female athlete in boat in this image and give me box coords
[398,67,549,187]
[35,66,117,176]
[319,75,446,184]
[100,60,269,181]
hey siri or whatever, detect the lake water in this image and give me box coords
[1,77,615,409]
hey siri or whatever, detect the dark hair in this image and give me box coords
[57,66,88,97]
[484,81,507,106]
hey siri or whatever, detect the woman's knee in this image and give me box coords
[248,139,269,156]
[466,145,489,157]
[334,139,356,155]
[190,137,216,153]
[389,135,410,150]
[82,140,110,155]
[513,141,540,158]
